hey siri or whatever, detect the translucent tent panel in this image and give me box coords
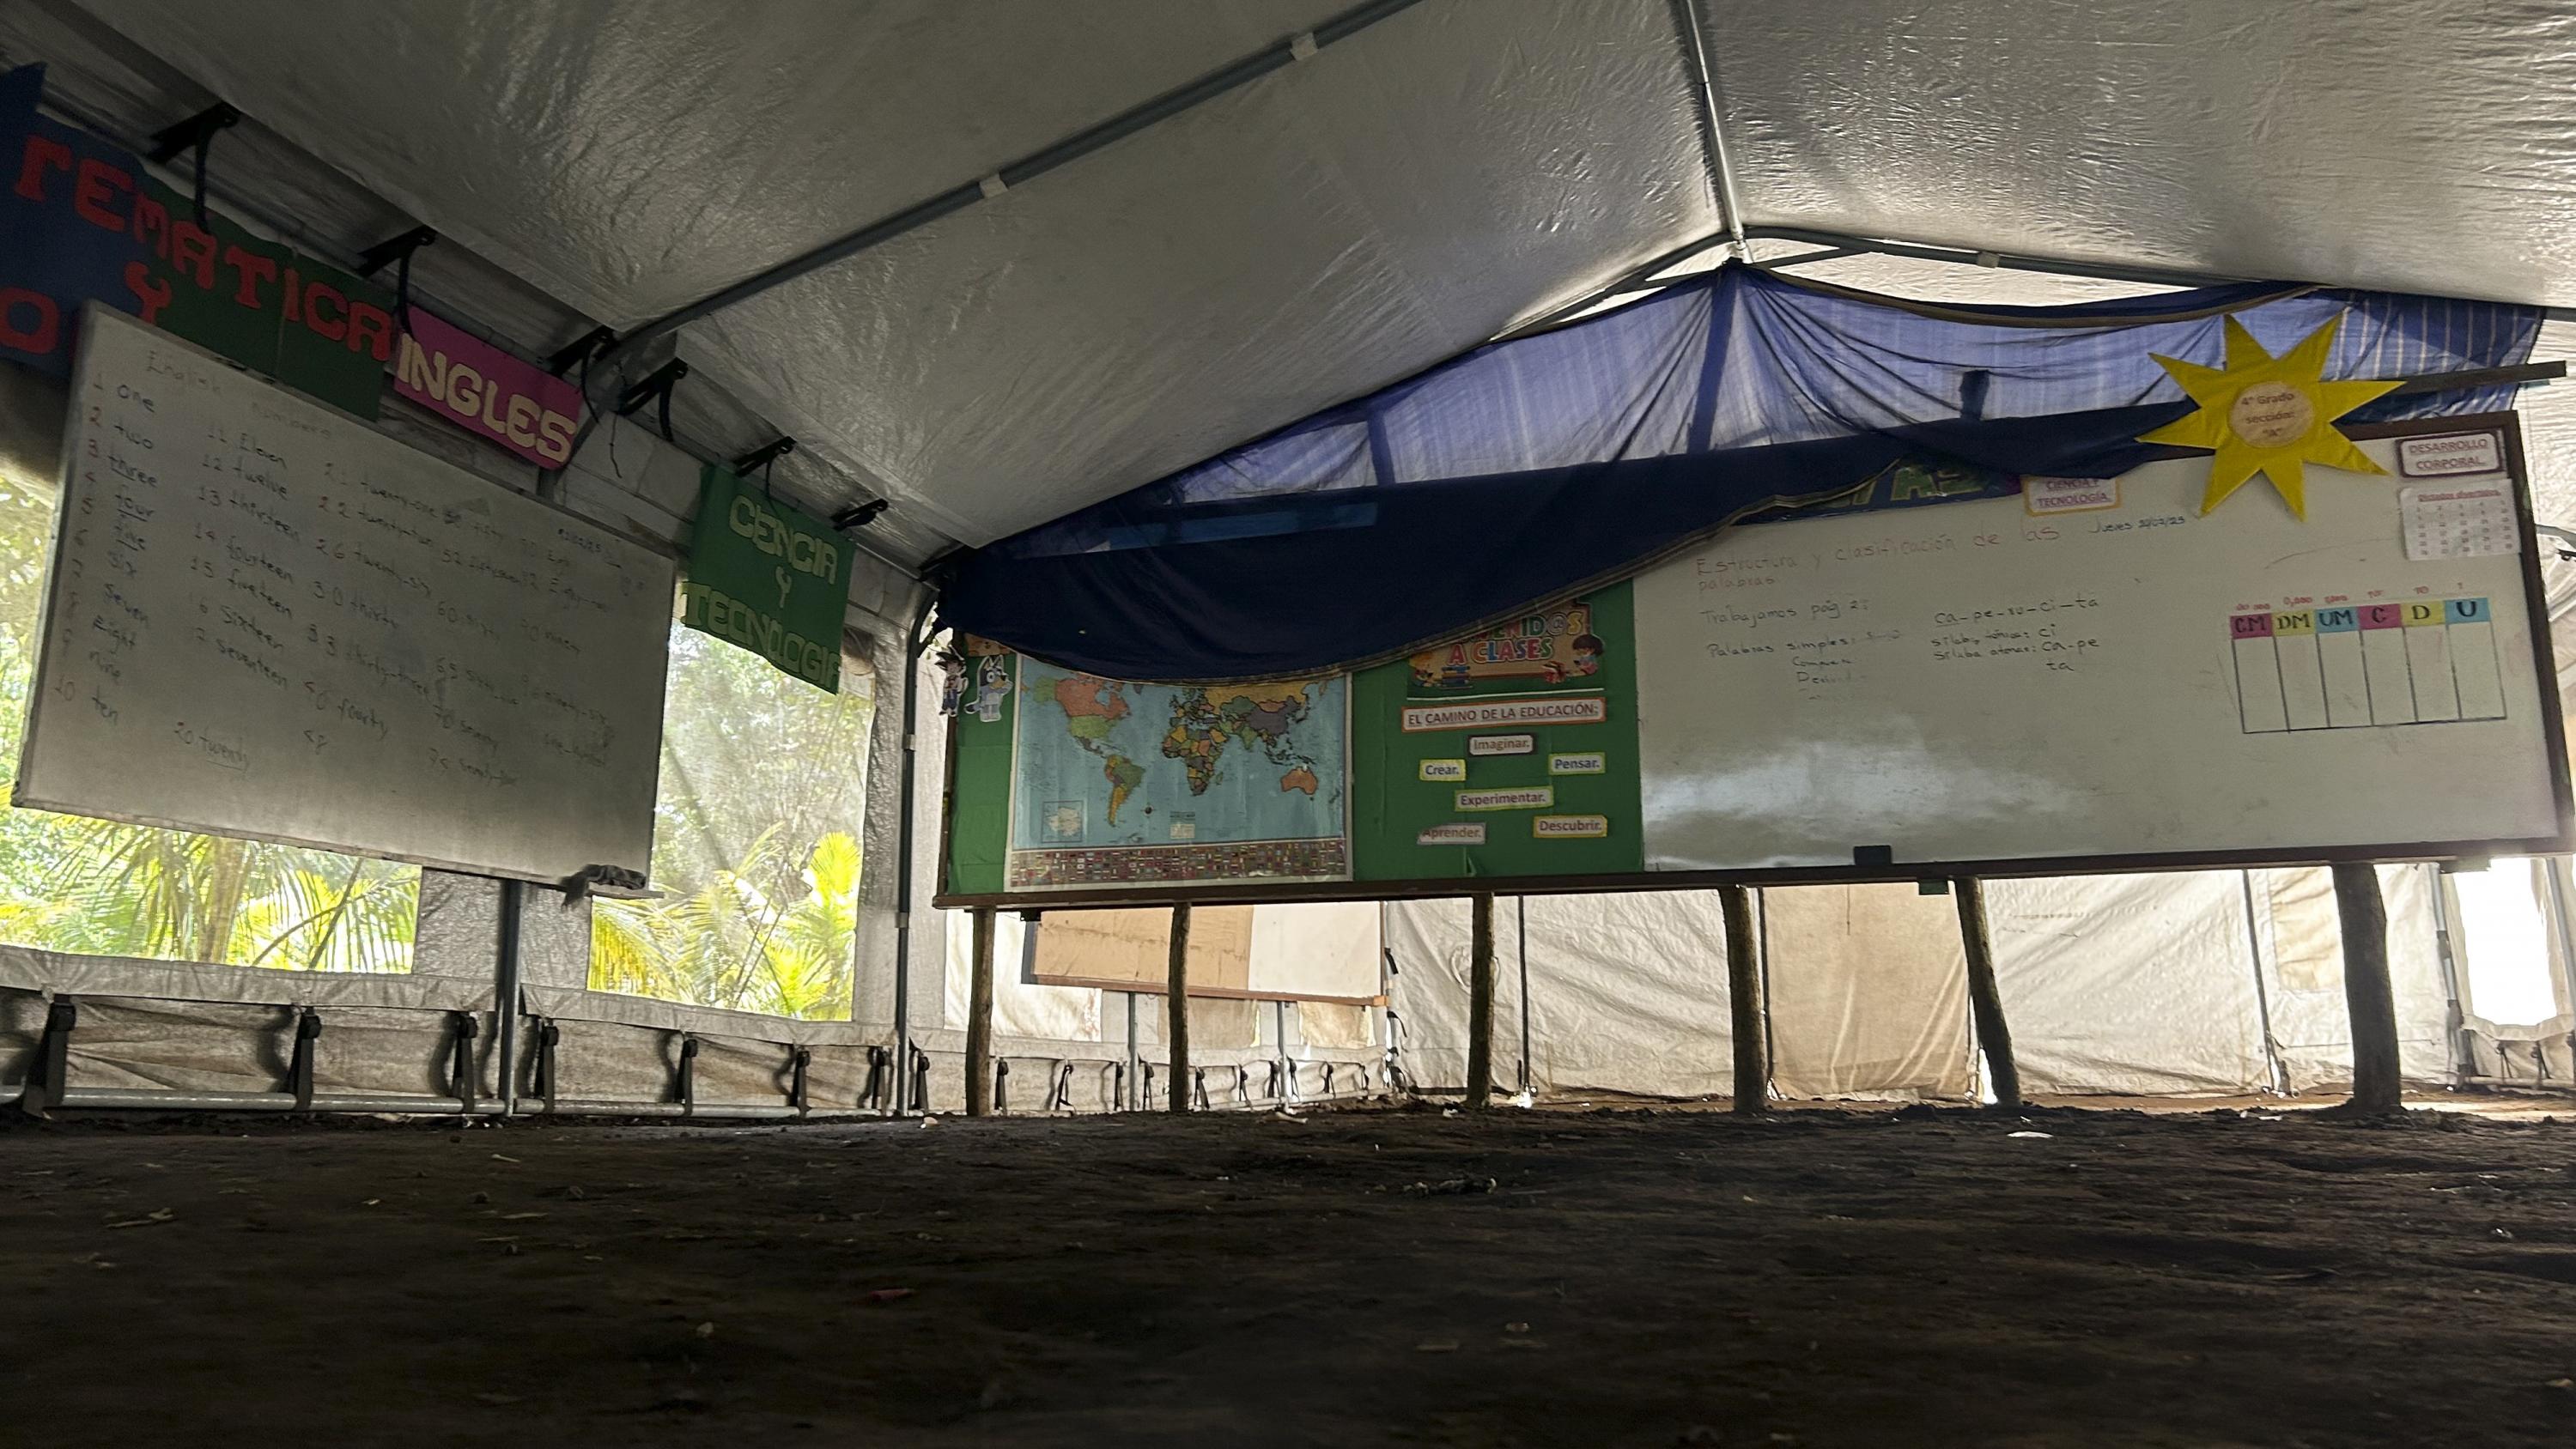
[68,0,1715,544]
[1698,1,2576,306]
[66,0,1364,328]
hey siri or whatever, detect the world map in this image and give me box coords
[1010,661,1346,855]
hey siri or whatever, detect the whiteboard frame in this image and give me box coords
[18,305,677,886]
[935,413,2574,911]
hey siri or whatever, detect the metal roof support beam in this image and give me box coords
[1668,0,1748,261]
[1742,225,2255,292]
[593,0,1431,375]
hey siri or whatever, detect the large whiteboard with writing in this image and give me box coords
[19,306,674,882]
[1634,427,2567,874]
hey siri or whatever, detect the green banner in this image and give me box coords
[682,465,850,692]
[132,173,395,419]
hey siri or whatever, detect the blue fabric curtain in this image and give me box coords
[942,263,2538,682]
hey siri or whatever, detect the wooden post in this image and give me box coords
[963,906,996,1117]
[1166,903,1192,1114]
[1719,884,1766,1113]
[1466,892,1496,1109]
[1955,877,2020,1110]
[2333,862,2403,1113]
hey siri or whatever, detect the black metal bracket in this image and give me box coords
[1113,1061,1128,1111]
[787,1046,812,1114]
[830,498,890,532]
[21,997,76,1118]
[147,103,239,165]
[616,359,690,443]
[288,1008,323,1113]
[732,438,795,476]
[1139,1060,1156,1108]
[862,1045,889,1112]
[674,1031,700,1114]
[534,1017,560,1112]
[548,325,617,377]
[908,1045,931,1114]
[615,360,690,416]
[449,1010,481,1115]
[993,1057,1011,1114]
[358,227,437,277]
[1194,1067,1212,1111]
[1046,1062,1073,1112]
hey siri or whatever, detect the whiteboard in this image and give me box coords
[19,307,675,882]
[1634,429,2567,873]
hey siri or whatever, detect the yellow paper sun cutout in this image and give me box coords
[2137,313,2403,518]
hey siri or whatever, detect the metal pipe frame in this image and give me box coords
[1668,0,1748,261]
[889,590,938,1113]
[591,0,1430,378]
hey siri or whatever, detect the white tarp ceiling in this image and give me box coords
[14,0,2576,561]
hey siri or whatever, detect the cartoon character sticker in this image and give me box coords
[967,655,1013,723]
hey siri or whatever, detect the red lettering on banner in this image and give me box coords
[0,288,58,353]
[170,221,218,288]
[536,413,575,463]
[121,262,173,324]
[281,265,301,322]
[343,300,394,361]
[222,245,278,308]
[304,280,345,340]
[133,192,168,256]
[13,133,69,202]
[71,157,131,231]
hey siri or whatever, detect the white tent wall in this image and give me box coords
[1387,892,1737,1099]
[1985,872,2269,1096]
[1389,867,2486,1106]
[1763,886,1974,1100]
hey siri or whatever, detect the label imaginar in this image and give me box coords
[1401,695,1607,732]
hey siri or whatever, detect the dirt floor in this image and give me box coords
[6,1099,2574,1448]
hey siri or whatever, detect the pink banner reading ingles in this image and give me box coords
[393,307,581,467]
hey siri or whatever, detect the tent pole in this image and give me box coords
[2426,869,2473,1081]
[2546,860,2576,1053]
[1515,895,1531,1096]
[1166,904,1193,1114]
[494,878,523,1117]
[2332,863,2403,1113]
[2238,870,2289,1094]
[1123,991,1139,1111]
[1954,877,2020,1110]
[1466,893,1496,1110]
[1719,884,1765,1114]
[963,906,996,1116]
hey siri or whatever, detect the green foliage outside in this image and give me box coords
[0,477,416,972]
[591,623,874,1020]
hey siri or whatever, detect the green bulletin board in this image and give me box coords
[947,653,1018,897]
[1349,584,1643,880]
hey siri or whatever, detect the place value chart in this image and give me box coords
[2228,598,2506,733]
